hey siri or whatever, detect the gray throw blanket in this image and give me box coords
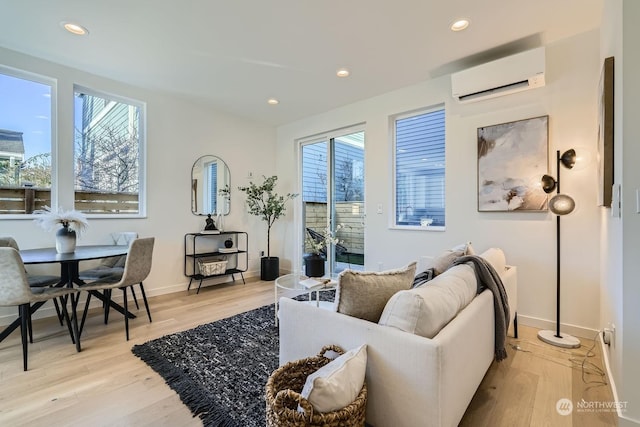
[451,255,510,361]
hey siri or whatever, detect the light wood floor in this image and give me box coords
[0,279,617,426]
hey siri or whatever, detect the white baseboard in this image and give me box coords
[598,333,640,425]
[0,269,261,327]
[516,314,599,340]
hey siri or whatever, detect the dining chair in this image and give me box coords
[79,232,142,318]
[0,247,79,371]
[79,237,154,341]
[0,236,65,332]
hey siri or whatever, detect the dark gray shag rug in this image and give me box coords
[132,292,334,427]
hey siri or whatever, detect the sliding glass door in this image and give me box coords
[300,129,365,275]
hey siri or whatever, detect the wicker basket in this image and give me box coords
[265,345,367,427]
[198,258,228,276]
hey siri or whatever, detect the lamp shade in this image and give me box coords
[541,174,557,194]
[549,194,575,215]
[560,149,576,169]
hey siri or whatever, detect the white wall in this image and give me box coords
[599,0,626,419]
[277,30,602,336]
[600,1,640,424]
[0,46,278,324]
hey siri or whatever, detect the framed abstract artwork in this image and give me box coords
[477,115,549,212]
[597,56,614,207]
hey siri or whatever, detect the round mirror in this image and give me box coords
[191,155,230,216]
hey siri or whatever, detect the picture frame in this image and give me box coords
[477,115,549,212]
[597,56,614,207]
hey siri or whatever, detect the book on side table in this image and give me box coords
[299,277,333,290]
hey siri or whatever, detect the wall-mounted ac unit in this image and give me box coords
[451,47,545,103]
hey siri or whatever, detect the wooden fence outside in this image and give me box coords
[304,201,364,255]
[0,186,139,214]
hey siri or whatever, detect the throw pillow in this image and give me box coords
[451,241,475,255]
[299,344,367,413]
[428,241,475,276]
[478,247,506,275]
[430,249,464,275]
[411,268,435,288]
[335,262,417,322]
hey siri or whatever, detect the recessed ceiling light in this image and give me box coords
[336,68,350,78]
[267,98,279,105]
[61,21,89,36]
[450,19,470,32]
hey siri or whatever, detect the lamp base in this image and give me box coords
[537,329,581,348]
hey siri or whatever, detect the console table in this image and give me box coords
[184,231,248,293]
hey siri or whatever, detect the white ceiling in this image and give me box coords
[0,0,603,126]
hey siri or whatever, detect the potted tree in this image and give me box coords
[238,176,297,280]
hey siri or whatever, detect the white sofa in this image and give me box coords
[278,252,517,427]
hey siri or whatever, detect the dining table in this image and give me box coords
[0,245,130,351]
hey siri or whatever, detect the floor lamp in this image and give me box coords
[538,149,581,349]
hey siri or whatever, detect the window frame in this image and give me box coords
[73,84,147,218]
[391,105,446,231]
[0,65,57,219]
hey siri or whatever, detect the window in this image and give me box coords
[0,67,54,215]
[74,86,145,215]
[207,160,218,214]
[393,107,445,228]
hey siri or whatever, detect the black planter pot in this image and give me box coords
[304,253,325,277]
[261,256,280,281]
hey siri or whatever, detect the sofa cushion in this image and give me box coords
[335,262,416,322]
[378,263,477,338]
[299,344,367,413]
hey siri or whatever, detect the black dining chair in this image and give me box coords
[0,247,79,371]
[0,236,65,333]
[78,237,154,340]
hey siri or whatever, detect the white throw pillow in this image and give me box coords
[299,344,367,413]
[478,247,506,275]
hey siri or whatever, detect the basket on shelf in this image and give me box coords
[197,258,228,276]
[265,345,367,427]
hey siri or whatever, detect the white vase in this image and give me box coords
[56,226,77,254]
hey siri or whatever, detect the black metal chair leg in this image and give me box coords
[514,312,519,339]
[104,290,111,324]
[62,294,80,352]
[52,298,64,326]
[130,286,140,310]
[19,304,28,371]
[123,287,129,341]
[139,283,152,323]
[28,308,33,344]
[79,292,93,337]
[59,294,75,344]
